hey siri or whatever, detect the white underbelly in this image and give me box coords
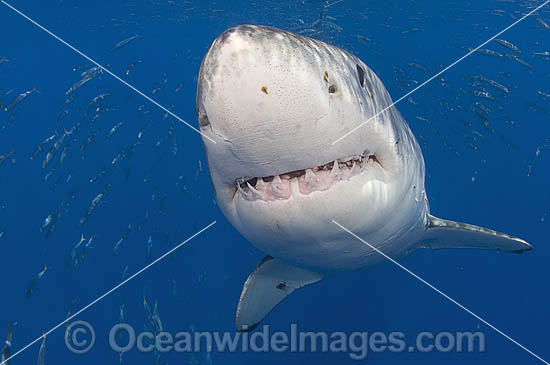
[251,224,424,271]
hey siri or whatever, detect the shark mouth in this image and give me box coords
[235,154,381,202]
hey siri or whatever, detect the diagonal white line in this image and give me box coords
[332,0,550,145]
[0,0,216,144]
[332,220,549,365]
[0,221,217,365]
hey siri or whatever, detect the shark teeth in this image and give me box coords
[331,159,340,173]
[350,161,360,175]
[305,169,320,188]
[270,184,283,196]
[247,182,262,198]
[270,175,290,199]
[237,184,250,199]
[236,153,381,201]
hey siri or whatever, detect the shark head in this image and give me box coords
[197,25,427,271]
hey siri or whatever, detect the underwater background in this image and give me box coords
[1,0,549,364]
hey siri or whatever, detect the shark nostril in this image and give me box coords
[328,85,337,94]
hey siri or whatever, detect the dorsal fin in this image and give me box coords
[418,214,532,253]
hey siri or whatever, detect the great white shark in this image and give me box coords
[196,25,532,331]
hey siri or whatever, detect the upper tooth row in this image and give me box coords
[338,155,365,163]
[239,157,370,187]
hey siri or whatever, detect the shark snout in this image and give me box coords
[197,25,331,144]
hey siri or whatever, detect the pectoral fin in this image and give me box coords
[236,256,323,332]
[418,214,532,253]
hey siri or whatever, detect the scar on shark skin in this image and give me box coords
[261,86,268,94]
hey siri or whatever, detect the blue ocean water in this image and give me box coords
[1,0,549,364]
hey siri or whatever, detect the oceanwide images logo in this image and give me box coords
[65,321,486,360]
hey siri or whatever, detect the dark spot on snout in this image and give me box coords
[261,86,268,94]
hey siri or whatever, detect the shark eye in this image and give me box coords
[328,85,337,94]
[198,112,210,127]
[356,64,365,88]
